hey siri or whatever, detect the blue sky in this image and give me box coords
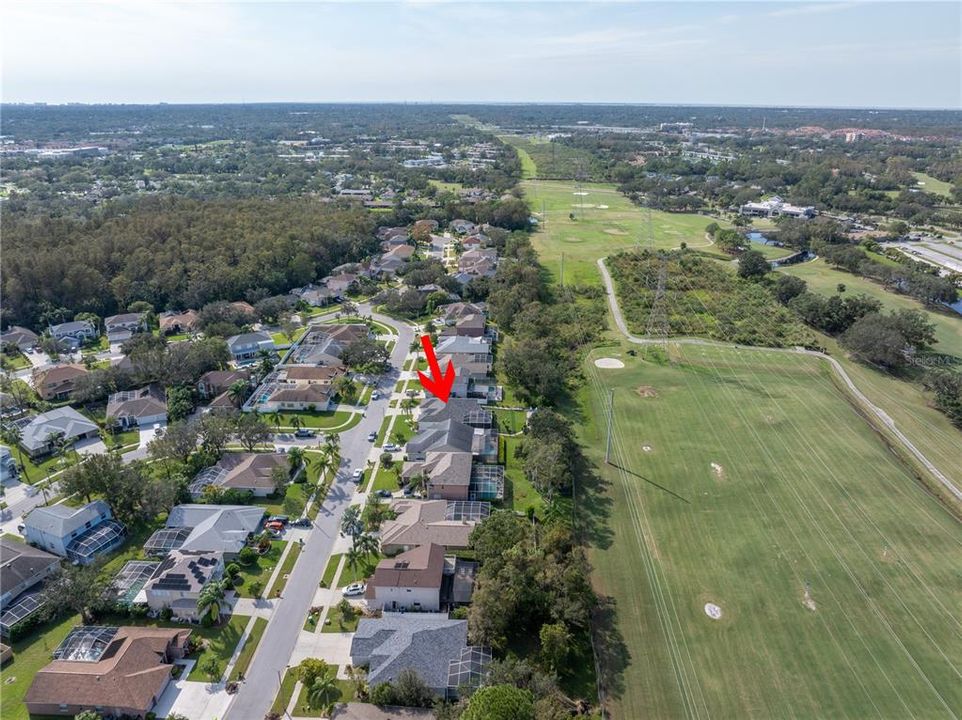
[2,1,959,108]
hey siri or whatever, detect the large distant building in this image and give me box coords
[740,195,815,219]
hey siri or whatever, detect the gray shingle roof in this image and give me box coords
[0,537,59,598]
[20,407,99,452]
[24,500,112,540]
[351,613,467,691]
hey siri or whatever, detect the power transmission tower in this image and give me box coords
[604,389,615,464]
[645,256,671,338]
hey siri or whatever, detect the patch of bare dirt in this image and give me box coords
[802,584,817,612]
[636,385,658,398]
[603,228,627,235]
[711,462,725,481]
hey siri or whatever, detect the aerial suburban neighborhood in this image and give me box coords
[1,2,961,720]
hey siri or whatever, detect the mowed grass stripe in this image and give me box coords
[667,277,962,708]
[584,345,962,718]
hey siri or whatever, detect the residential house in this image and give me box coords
[252,365,342,412]
[435,336,492,379]
[287,323,369,366]
[227,331,275,363]
[377,226,411,243]
[24,625,191,718]
[0,446,18,483]
[405,420,474,462]
[0,325,39,352]
[450,219,477,235]
[456,249,498,280]
[158,310,200,336]
[351,613,489,697]
[438,313,485,338]
[364,543,444,612]
[292,283,336,308]
[402,452,473,501]
[188,452,289,498]
[0,538,59,635]
[106,385,167,429]
[373,253,408,277]
[143,550,225,622]
[146,504,265,558]
[20,407,100,458]
[325,273,358,298]
[436,302,486,324]
[32,363,88,401]
[379,499,490,554]
[23,500,126,564]
[197,369,251,401]
[103,312,147,345]
[49,319,98,349]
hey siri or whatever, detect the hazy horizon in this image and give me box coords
[3,1,959,110]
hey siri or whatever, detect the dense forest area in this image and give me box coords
[1,196,377,329]
[466,104,962,135]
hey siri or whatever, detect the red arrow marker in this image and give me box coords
[417,335,456,403]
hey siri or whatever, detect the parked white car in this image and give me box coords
[342,582,366,597]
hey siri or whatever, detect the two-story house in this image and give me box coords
[23,500,126,564]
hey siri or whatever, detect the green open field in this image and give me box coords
[779,258,962,360]
[912,172,955,199]
[581,342,962,719]
[523,178,724,286]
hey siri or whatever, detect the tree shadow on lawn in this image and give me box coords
[572,453,615,551]
[592,595,631,707]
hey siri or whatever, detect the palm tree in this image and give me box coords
[196,579,227,623]
[227,380,249,408]
[288,447,305,475]
[289,414,302,431]
[346,665,368,701]
[345,546,363,581]
[355,532,380,559]
[408,471,429,498]
[324,433,340,452]
[269,411,283,432]
[305,672,340,713]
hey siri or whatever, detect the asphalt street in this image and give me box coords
[225,307,414,720]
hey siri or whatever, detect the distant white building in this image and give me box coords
[740,196,815,219]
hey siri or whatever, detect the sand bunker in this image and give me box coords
[594,357,625,369]
[598,204,609,209]
[642,445,653,453]
[704,603,723,620]
[573,191,589,196]
[636,385,658,398]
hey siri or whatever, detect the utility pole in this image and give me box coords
[604,389,614,464]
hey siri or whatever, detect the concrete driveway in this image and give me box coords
[74,437,107,456]
[138,420,167,448]
[154,676,232,720]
